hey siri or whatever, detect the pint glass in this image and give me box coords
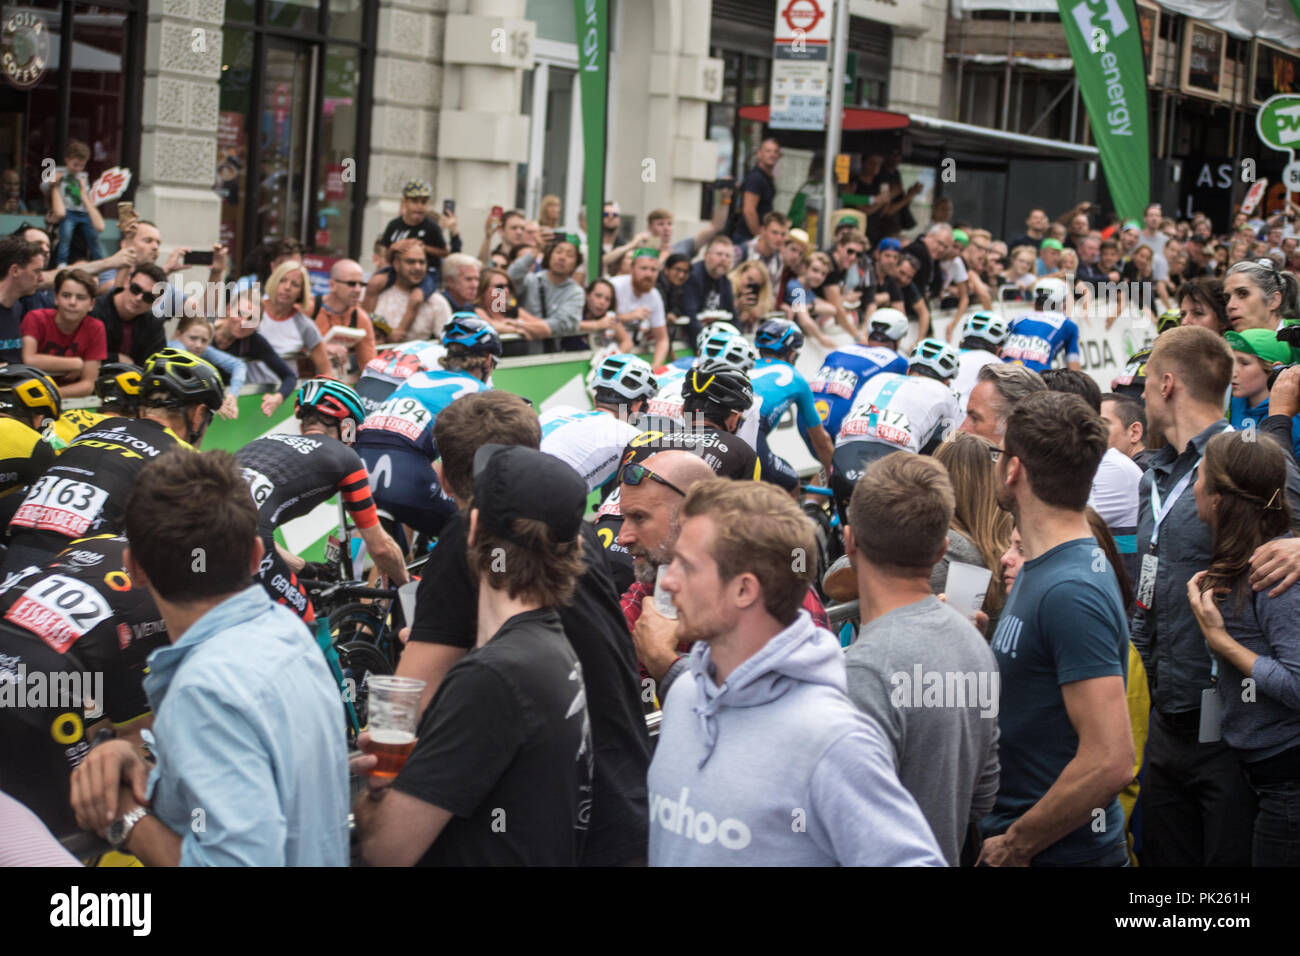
[367,675,425,778]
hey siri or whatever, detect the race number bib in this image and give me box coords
[363,396,432,443]
[840,404,912,447]
[240,467,276,508]
[5,574,112,653]
[12,476,109,537]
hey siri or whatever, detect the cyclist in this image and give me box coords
[809,307,910,441]
[354,314,496,542]
[664,322,743,371]
[750,317,834,491]
[3,349,223,575]
[644,329,764,450]
[542,352,658,493]
[831,338,961,521]
[47,362,142,450]
[952,310,1009,414]
[355,337,447,414]
[1001,277,1082,372]
[236,377,409,624]
[0,365,59,525]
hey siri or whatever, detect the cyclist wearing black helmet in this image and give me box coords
[678,357,760,480]
[3,349,223,574]
[0,364,59,523]
[47,361,142,451]
[355,313,496,542]
[751,317,834,491]
[237,377,409,624]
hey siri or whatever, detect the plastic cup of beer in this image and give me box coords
[366,675,425,778]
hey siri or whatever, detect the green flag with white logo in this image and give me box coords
[1057,0,1150,220]
[575,0,609,270]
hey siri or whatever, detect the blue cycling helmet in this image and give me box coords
[442,312,503,356]
[755,317,803,354]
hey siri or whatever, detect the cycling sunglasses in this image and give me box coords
[621,462,687,496]
[128,281,160,304]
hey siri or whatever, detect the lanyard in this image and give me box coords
[1149,423,1233,549]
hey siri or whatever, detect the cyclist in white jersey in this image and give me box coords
[831,338,961,520]
[952,310,1009,414]
[541,353,659,492]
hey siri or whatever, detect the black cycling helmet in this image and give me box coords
[138,348,225,411]
[94,362,143,414]
[0,364,61,423]
[682,357,754,414]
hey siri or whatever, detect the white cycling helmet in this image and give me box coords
[1033,277,1070,311]
[588,352,658,401]
[909,338,960,381]
[695,321,742,353]
[699,329,758,372]
[866,307,909,343]
[960,310,1010,349]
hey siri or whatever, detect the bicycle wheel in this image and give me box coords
[337,640,392,737]
[328,602,385,645]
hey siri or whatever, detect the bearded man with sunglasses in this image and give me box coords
[90,263,169,366]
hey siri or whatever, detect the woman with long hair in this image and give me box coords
[1224,258,1300,333]
[261,258,330,377]
[933,433,1013,625]
[728,260,774,332]
[1187,430,1300,866]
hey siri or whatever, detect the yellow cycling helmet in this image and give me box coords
[0,364,61,423]
[139,348,225,411]
[94,362,143,414]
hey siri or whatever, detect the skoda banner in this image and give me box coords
[1057,0,1150,221]
[575,0,609,270]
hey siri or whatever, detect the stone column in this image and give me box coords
[138,0,225,276]
[886,0,947,116]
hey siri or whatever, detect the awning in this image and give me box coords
[737,105,911,131]
[946,52,1075,72]
[905,113,1100,160]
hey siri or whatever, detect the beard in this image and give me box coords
[630,541,671,587]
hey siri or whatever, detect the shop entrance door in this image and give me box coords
[258,40,318,249]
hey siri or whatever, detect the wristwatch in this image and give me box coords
[106,806,149,850]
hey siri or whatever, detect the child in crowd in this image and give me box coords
[169,314,245,420]
[46,140,105,267]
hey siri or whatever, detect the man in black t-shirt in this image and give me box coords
[367,390,650,865]
[354,442,595,866]
[902,222,953,303]
[732,137,781,243]
[88,263,168,366]
[0,236,44,363]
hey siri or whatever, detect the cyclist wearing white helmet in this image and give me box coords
[809,306,910,441]
[668,321,744,371]
[542,353,659,493]
[1001,276,1081,373]
[829,338,961,522]
[952,310,1009,414]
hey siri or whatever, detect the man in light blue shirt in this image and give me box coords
[69,448,350,866]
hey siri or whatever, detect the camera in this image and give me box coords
[1268,326,1300,388]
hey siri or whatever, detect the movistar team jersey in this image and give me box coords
[355,368,487,458]
[810,344,908,440]
[953,348,1002,415]
[236,431,381,536]
[356,341,449,413]
[539,406,645,493]
[836,373,961,453]
[1001,309,1081,372]
[749,356,821,435]
[669,355,695,371]
[0,417,53,500]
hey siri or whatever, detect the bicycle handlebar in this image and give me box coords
[300,580,399,601]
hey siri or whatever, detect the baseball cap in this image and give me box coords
[401,180,431,199]
[877,237,901,252]
[1122,219,1141,233]
[1226,329,1293,366]
[786,228,811,252]
[1040,237,1064,251]
[472,444,587,549]
[951,229,969,248]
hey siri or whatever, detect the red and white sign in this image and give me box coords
[86,166,132,207]
[774,0,830,45]
[1242,178,1270,215]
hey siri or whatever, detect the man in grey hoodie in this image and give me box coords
[842,452,1000,866]
[507,234,584,339]
[648,478,945,866]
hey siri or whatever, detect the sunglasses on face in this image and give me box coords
[989,446,1004,463]
[843,247,864,257]
[621,462,687,497]
[603,211,619,218]
[334,278,365,287]
[128,282,159,303]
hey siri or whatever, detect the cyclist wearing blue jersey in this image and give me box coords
[354,338,447,413]
[809,307,910,441]
[751,318,834,491]
[1001,277,1082,373]
[354,313,495,541]
[542,352,659,493]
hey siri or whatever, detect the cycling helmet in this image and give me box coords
[402,180,432,199]
[682,358,754,413]
[589,352,658,402]
[909,338,960,381]
[755,317,804,354]
[442,312,503,356]
[695,321,741,352]
[0,364,61,422]
[960,311,1010,350]
[1157,308,1182,334]
[138,348,224,411]
[700,331,758,372]
[295,378,365,428]
[1033,277,1070,311]
[866,307,909,343]
[94,362,142,414]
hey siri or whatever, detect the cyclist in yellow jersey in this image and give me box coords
[0,365,61,523]
[47,362,142,452]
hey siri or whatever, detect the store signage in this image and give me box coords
[1180,19,1225,100]
[1,7,48,89]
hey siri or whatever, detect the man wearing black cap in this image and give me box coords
[353,442,594,866]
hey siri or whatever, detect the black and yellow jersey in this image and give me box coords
[0,417,54,500]
[47,408,115,453]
